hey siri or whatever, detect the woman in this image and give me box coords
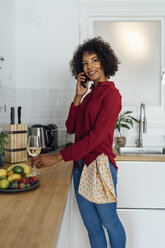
[32,37,126,248]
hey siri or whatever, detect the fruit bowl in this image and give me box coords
[0,179,40,193]
[0,164,40,193]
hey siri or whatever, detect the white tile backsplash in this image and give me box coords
[0,85,16,130]
[1,85,165,147]
[49,88,74,99]
[37,98,59,108]
[17,97,38,107]
[16,87,74,146]
[58,98,74,108]
[3,85,16,98]
[49,118,66,129]
[26,89,50,98]
[50,108,68,118]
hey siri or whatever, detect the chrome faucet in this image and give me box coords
[137,103,147,147]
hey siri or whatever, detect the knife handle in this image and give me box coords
[10,107,15,124]
[18,106,22,124]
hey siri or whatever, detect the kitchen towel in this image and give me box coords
[78,153,117,203]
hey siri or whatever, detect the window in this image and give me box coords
[93,20,162,106]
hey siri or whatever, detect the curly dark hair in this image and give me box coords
[70,36,120,79]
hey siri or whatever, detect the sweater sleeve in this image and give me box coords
[65,102,80,134]
[61,89,121,161]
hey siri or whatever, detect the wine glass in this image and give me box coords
[27,135,41,176]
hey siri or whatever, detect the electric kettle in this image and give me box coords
[29,124,58,153]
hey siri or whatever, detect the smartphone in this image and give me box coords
[81,74,89,88]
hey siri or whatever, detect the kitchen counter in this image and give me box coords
[0,158,73,248]
[114,149,165,162]
[1,150,165,248]
[115,154,165,161]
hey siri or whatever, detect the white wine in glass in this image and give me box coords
[27,147,41,157]
[27,135,41,176]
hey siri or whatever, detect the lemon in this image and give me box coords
[0,179,9,189]
[0,169,7,177]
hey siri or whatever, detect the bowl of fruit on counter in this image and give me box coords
[0,164,40,193]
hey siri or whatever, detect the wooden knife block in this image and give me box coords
[4,124,27,163]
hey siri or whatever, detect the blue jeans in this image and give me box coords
[73,159,126,248]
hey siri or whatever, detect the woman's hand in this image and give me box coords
[76,72,89,96]
[31,152,63,169]
[73,72,89,106]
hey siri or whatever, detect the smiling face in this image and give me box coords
[82,52,107,85]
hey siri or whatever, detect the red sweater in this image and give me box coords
[60,81,122,170]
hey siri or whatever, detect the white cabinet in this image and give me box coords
[56,180,91,248]
[56,181,74,248]
[117,161,165,248]
[57,161,165,248]
[117,161,165,208]
[118,209,165,248]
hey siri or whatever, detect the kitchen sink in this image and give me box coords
[116,146,165,155]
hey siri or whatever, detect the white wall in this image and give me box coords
[0,0,16,129]
[14,0,79,146]
[15,0,79,89]
[1,0,165,147]
[0,0,80,142]
[0,0,15,88]
[80,0,165,3]
[80,0,165,147]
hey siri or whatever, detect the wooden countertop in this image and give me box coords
[114,149,165,162]
[115,154,165,161]
[1,150,165,248]
[0,158,73,248]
